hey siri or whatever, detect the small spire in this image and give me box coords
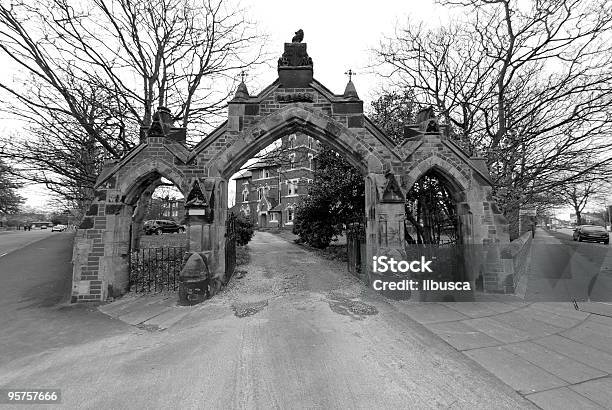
[344,80,359,100]
[343,69,359,100]
[233,71,249,100]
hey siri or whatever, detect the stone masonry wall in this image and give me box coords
[71,75,511,302]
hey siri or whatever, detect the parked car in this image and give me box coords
[51,224,66,232]
[143,220,185,235]
[572,225,609,244]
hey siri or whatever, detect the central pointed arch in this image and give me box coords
[213,106,386,179]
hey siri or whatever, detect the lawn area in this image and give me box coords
[268,230,348,262]
[236,245,250,266]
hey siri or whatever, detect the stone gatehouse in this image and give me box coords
[71,36,510,302]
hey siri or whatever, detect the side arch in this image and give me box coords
[119,158,188,205]
[211,106,387,179]
[402,155,472,201]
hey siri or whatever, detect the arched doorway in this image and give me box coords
[213,116,376,287]
[403,167,472,300]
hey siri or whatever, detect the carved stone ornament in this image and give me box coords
[277,40,313,68]
[185,180,207,207]
[415,106,436,124]
[292,29,304,43]
[147,114,165,137]
[426,119,440,133]
[381,172,405,203]
[251,127,264,138]
[276,93,314,103]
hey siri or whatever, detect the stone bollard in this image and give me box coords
[178,252,211,306]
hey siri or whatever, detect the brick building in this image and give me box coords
[232,132,318,229]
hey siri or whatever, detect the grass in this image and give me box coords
[236,245,250,266]
[310,244,348,262]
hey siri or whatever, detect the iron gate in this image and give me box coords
[225,213,237,280]
[129,247,186,292]
[347,220,366,277]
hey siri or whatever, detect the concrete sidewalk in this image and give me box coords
[394,298,612,409]
[391,229,612,408]
[393,228,612,410]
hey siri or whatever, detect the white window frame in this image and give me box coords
[287,179,298,196]
[242,187,249,203]
[308,153,314,170]
[287,206,295,223]
[270,213,278,222]
[289,153,296,169]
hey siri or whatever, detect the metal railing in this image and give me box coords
[129,247,186,292]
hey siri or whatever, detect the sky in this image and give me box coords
[0,0,598,219]
[2,0,448,211]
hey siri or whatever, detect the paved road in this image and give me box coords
[0,232,130,366]
[0,232,532,409]
[523,229,612,302]
[0,229,54,257]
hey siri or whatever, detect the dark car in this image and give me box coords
[572,225,609,244]
[143,220,185,235]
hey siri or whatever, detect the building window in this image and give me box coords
[289,134,296,149]
[289,153,295,169]
[287,180,297,196]
[308,136,312,148]
[270,213,278,222]
[242,187,249,202]
[287,207,294,222]
[308,153,313,170]
[261,169,270,179]
[257,187,263,200]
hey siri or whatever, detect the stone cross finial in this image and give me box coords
[239,70,248,83]
[344,69,356,82]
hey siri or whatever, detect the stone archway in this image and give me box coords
[71,37,510,303]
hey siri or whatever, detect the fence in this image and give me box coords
[225,213,237,280]
[129,247,186,292]
[346,220,366,277]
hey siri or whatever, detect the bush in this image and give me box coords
[233,212,255,246]
[293,197,340,248]
[292,145,364,249]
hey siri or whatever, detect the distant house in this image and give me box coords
[570,212,605,226]
[231,133,318,229]
[31,221,53,229]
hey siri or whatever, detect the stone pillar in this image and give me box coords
[184,178,226,288]
[366,173,407,289]
[71,186,131,302]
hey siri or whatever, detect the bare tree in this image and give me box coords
[0,0,268,209]
[0,160,24,214]
[374,0,612,237]
[561,180,606,225]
